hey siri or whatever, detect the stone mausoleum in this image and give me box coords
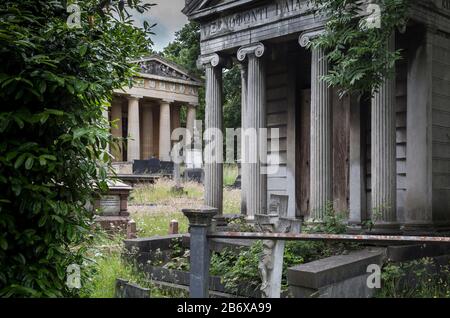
[183,0,450,233]
[108,55,202,165]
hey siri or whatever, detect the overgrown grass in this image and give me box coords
[134,212,189,237]
[223,164,239,187]
[375,258,450,298]
[131,179,203,205]
[129,179,241,237]
[84,178,242,297]
[80,232,187,298]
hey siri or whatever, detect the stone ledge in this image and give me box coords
[287,248,386,290]
[124,234,188,251]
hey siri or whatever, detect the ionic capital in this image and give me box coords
[197,53,227,69]
[299,29,325,48]
[237,42,265,62]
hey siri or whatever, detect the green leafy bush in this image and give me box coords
[376,258,450,298]
[0,0,153,297]
[310,0,408,96]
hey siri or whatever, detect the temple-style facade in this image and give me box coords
[183,0,450,233]
[108,55,201,163]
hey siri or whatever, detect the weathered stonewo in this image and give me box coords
[183,1,450,232]
[127,96,141,161]
[159,100,172,161]
[169,219,179,235]
[110,55,202,164]
[198,54,225,215]
[288,248,386,298]
[115,278,150,298]
[239,62,248,216]
[371,34,399,233]
[182,206,218,298]
[94,180,135,236]
[237,42,267,217]
[256,194,300,298]
[300,30,332,222]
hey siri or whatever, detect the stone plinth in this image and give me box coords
[94,180,136,238]
[182,206,218,298]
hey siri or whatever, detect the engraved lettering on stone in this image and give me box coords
[201,0,311,39]
[100,195,121,215]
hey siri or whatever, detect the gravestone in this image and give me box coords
[184,148,203,183]
[132,158,161,174]
[94,180,136,237]
[99,195,121,216]
[184,168,204,183]
[256,194,301,298]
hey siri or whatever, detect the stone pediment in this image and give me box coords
[135,55,201,84]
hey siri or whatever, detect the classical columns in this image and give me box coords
[127,96,141,161]
[300,30,332,221]
[237,42,267,216]
[186,104,197,139]
[239,63,248,216]
[159,100,172,161]
[171,105,181,133]
[198,53,225,215]
[111,99,123,162]
[371,34,399,232]
[348,95,367,228]
[141,102,154,160]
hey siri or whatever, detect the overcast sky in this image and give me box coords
[132,0,189,52]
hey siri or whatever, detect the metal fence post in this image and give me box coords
[182,207,217,298]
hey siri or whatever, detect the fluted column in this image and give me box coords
[237,42,267,216]
[159,100,172,161]
[239,63,248,216]
[111,99,123,162]
[127,96,141,161]
[198,53,224,215]
[141,102,154,160]
[300,30,332,222]
[371,34,399,232]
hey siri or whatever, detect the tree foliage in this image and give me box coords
[310,0,408,96]
[163,22,242,129]
[0,0,153,297]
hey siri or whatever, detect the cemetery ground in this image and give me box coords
[78,165,450,298]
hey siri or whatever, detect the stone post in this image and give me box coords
[237,42,267,217]
[348,95,367,229]
[186,104,197,143]
[159,100,172,161]
[300,30,332,222]
[127,96,141,161]
[239,62,248,216]
[111,99,123,162]
[182,207,217,298]
[141,102,154,160]
[197,54,224,215]
[371,34,399,232]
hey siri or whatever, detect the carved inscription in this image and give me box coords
[201,0,311,39]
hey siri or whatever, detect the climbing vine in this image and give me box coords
[309,0,408,96]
